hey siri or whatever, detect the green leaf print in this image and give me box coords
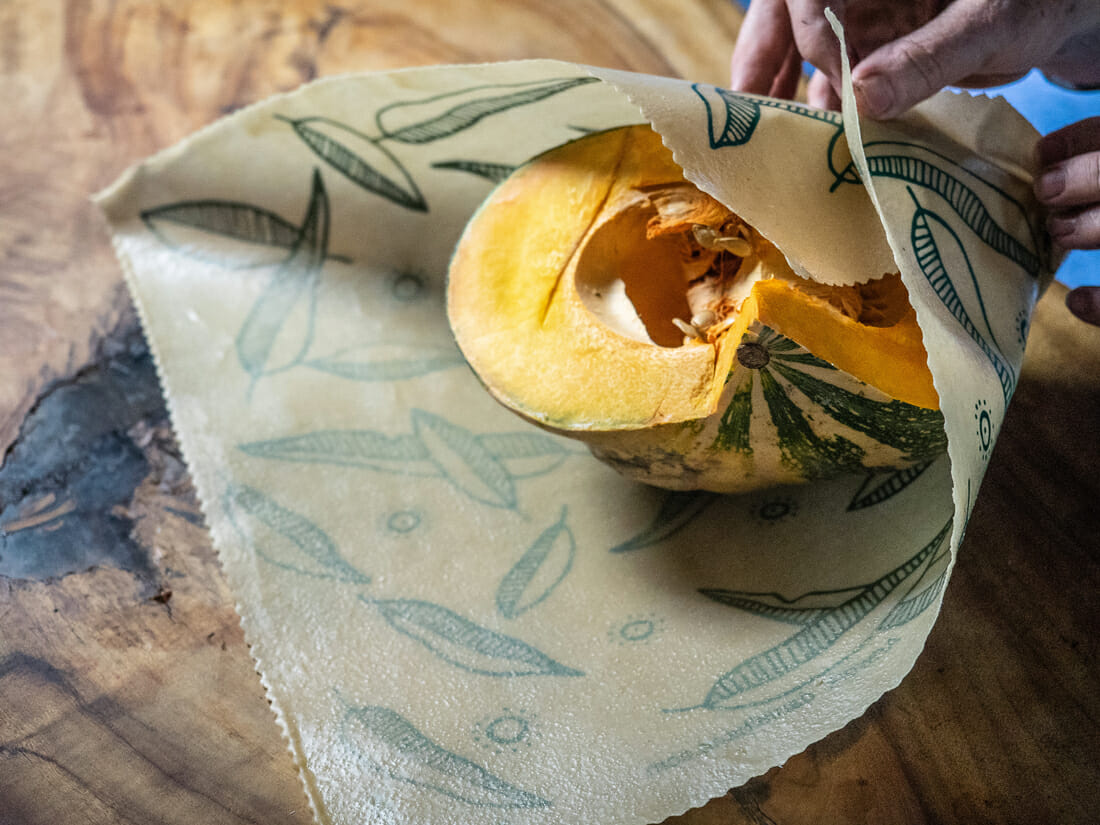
[688,518,951,711]
[341,704,551,808]
[279,115,427,211]
[225,484,369,584]
[847,462,934,511]
[411,409,517,508]
[473,432,582,478]
[872,152,1041,275]
[140,200,301,269]
[238,412,579,508]
[239,429,435,474]
[304,342,465,382]
[375,77,599,144]
[697,590,839,626]
[361,597,584,677]
[909,188,1017,401]
[693,84,760,148]
[693,83,843,149]
[496,506,575,619]
[609,491,719,554]
[235,169,328,383]
[431,159,518,183]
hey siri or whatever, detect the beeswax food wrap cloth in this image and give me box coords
[97,22,1050,825]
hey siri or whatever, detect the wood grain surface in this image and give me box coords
[1,2,1097,824]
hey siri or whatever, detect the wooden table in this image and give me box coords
[2,2,1098,823]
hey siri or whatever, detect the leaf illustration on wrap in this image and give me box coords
[473,431,582,478]
[432,159,518,183]
[684,519,951,711]
[225,484,369,584]
[360,596,584,677]
[610,491,719,553]
[879,571,948,630]
[908,188,1017,402]
[238,429,437,475]
[341,704,551,808]
[304,342,465,382]
[496,506,575,619]
[693,84,844,150]
[278,115,427,211]
[235,170,328,384]
[693,84,760,148]
[411,409,516,509]
[826,125,861,186]
[847,461,935,511]
[141,200,301,269]
[698,590,837,626]
[238,414,579,505]
[375,77,599,144]
[842,145,1041,276]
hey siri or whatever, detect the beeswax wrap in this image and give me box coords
[98,20,1051,824]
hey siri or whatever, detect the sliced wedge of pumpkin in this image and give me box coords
[447,125,945,492]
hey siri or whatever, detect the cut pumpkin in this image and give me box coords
[447,125,945,492]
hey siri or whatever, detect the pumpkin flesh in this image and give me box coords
[447,125,943,491]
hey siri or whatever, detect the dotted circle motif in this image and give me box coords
[752,495,798,526]
[609,614,665,646]
[974,399,994,460]
[386,510,422,534]
[473,707,537,754]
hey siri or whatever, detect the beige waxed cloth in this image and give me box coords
[97,20,1050,825]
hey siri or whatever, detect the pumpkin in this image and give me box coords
[447,125,946,492]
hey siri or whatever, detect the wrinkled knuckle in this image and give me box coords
[892,39,947,98]
[1080,209,1100,250]
[1089,153,1100,198]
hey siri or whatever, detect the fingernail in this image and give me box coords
[1049,214,1075,240]
[1036,166,1066,201]
[855,74,894,118]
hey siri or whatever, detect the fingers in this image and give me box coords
[785,0,845,89]
[1036,152,1100,212]
[807,70,840,110]
[1037,117,1100,167]
[768,40,805,100]
[1035,118,1100,251]
[1066,286,1100,327]
[730,0,799,95]
[1048,206,1100,251]
[851,0,1004,118]
[1041,119,1100,326]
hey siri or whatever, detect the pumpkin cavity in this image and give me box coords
[574,178,913,354]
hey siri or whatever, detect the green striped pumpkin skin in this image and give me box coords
[585,324,947,493]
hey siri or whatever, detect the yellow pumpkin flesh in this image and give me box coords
[447,125,944,492]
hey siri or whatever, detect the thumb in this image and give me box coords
[850,0,1004,119]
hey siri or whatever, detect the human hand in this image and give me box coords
[1036,118,1100,326]
[730,0,1100,325]
[730,0,1100,117]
